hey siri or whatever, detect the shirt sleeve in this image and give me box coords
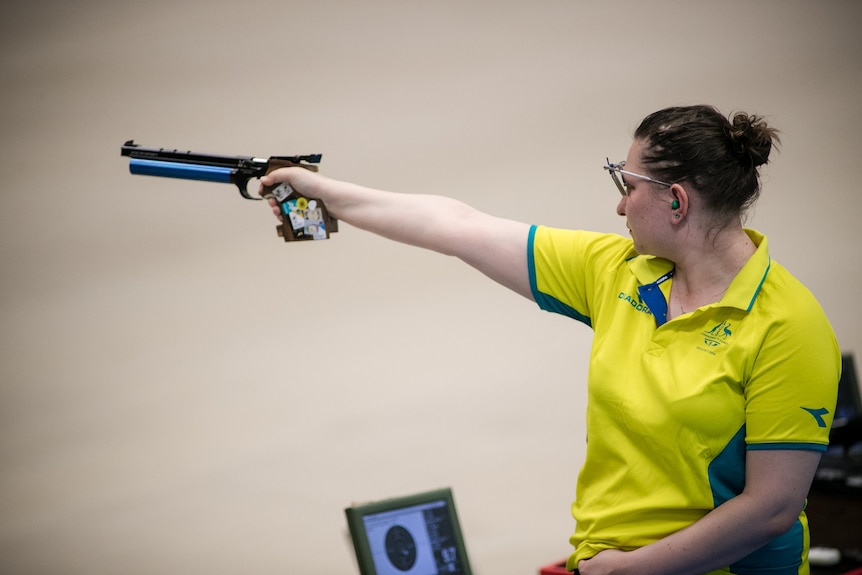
[528,226,635,327]
[743,276,841,451]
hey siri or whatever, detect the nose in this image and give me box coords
[616,195,627,216]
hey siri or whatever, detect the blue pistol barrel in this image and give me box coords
[129,158,234,183]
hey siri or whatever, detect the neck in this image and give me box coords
[669,226,755,316]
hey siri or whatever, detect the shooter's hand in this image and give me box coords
[259,167,337,242]
[260,166,324,221]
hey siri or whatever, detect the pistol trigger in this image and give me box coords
[236,179,260,201]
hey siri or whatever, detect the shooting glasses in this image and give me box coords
[603,159,673,196]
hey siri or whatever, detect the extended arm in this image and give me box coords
[261,167,534,299]
[578,449,821,575]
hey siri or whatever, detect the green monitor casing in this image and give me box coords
[345,488,473,575]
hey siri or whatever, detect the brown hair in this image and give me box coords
[634,105,780,220]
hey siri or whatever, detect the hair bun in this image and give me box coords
[728,112,780,168]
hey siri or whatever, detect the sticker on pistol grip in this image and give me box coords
[280,196,328,240]
[272,183,293,203]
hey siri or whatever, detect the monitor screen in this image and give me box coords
[345,488,472,575]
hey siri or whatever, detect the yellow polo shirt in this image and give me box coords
[527,226,840,574]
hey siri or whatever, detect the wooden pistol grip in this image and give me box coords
[261,161,338,242]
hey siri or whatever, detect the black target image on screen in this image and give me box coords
[361,499,465,575]
[385,525,417,571]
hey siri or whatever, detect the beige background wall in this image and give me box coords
[2,1,860,574]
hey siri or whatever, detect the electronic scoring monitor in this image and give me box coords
[345,488,473,575]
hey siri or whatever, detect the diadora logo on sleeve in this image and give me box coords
[801,407,830,428]
[697,320,733,355]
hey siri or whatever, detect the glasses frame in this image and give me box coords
[603,159,673,197]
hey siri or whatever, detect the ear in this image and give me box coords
[669,183,688,223]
